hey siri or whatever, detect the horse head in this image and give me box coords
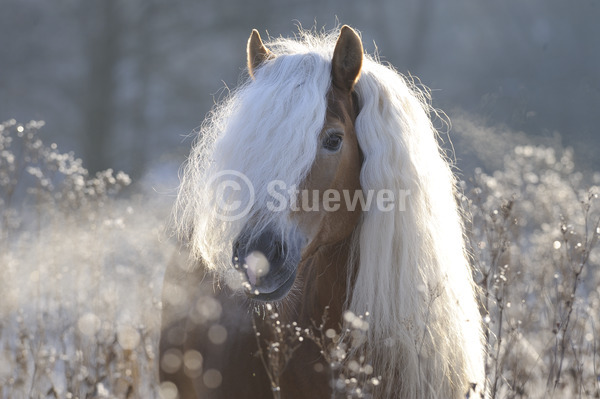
[232,26,364,302]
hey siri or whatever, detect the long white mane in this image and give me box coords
[175,29,485,398]
[352,57,485,397]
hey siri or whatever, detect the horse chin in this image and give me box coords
[239,254,299,301]
[247,268,297,302]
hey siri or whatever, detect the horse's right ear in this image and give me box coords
[332,25,363,92]
[247,29,272,79]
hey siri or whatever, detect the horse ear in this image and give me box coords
[332,25,363,92]
[247,29,272,78]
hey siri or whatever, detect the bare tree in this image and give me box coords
[80,0,122,174]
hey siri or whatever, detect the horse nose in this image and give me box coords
[233,239,285,283]
[232,229,300,300]
[233,234,287,280]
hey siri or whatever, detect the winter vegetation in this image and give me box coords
[466,146,600,397]
[0,117,598,398]
[0,120,177,398]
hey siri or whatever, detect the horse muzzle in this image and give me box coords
[232,228,302,301]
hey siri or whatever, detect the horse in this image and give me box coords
[160,26,486,399]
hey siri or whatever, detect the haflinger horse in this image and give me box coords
[160,26,486,398]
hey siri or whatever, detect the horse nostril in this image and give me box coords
[272,241,286,261]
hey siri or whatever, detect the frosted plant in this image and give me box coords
[0,120,176,399]
[464,145,600,398]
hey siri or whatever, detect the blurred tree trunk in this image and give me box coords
[129,1,156,178]
[378,0,434,74]
[406,0,434,73]
[81,0,121,174]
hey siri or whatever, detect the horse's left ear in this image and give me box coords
[247,29,272,79]
[332,25,363,92]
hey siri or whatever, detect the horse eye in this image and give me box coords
[322,133,343,152]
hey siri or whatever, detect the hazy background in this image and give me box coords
[1,0,599,182]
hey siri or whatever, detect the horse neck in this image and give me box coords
[292,234,356,329]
